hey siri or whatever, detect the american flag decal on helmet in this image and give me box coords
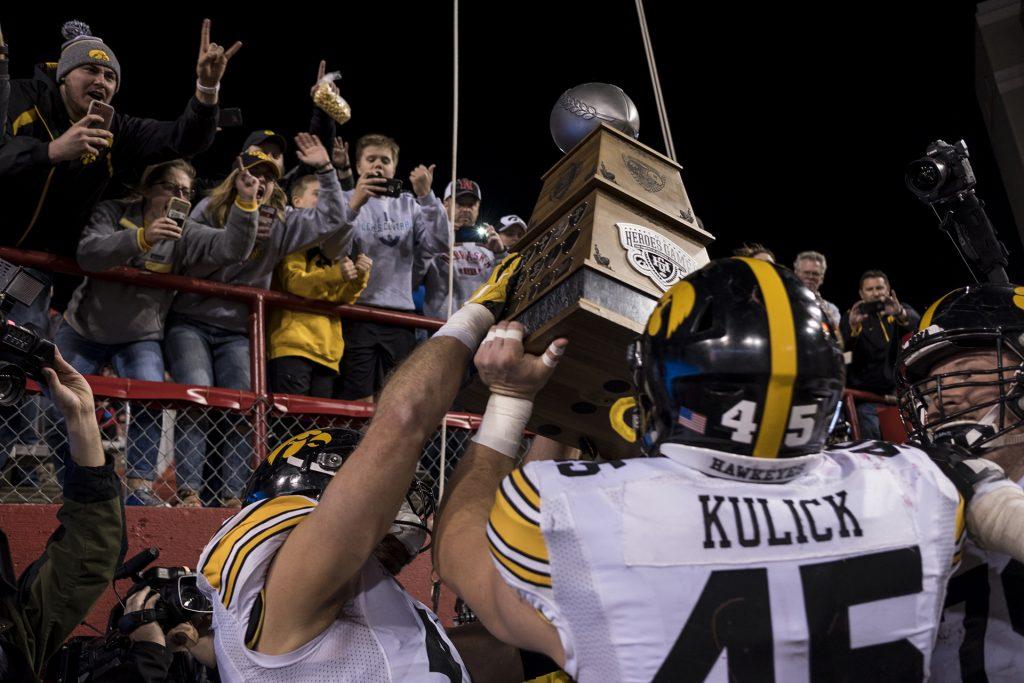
[677,406,707,434]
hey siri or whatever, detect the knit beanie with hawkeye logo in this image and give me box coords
[57,21,121,91]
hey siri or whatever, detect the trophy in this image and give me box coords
[461,83,714,458]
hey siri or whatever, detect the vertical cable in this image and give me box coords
[438,0,459,504]
[635,0,677,162]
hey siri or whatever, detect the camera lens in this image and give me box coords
[0,363,26,406]
[906,159,945,194]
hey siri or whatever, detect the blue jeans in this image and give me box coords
[856,402,882,441]
[164,315,252,498]
[52,322,165,481]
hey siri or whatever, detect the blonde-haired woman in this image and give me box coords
[165,133,349,506]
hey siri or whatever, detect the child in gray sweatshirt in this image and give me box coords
[333,134,449,400]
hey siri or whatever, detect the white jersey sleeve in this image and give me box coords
[197,495,316,647]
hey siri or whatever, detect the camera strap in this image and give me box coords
[117,607,167,634]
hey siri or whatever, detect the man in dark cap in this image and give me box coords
[0,18,241,327]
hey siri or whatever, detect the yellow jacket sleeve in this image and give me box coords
[278,251,348,303]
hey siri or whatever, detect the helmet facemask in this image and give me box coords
[898,329,1024,452]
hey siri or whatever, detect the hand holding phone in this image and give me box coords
[165,197,191,232]
[87,100,115,131]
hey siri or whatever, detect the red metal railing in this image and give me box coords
[0,248,445,461]
[842,387,908,442]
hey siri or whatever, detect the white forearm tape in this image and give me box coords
[472,394,533,459]
[433,303,493,351]
[967,484,1024,561]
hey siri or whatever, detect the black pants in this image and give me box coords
[269,356,337,398]
[334,320,417,400]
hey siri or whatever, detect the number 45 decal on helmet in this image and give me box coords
[721,400,819,448]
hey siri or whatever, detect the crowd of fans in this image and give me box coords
[0,20,928,510]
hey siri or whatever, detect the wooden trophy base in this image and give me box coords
[460,268,655,459]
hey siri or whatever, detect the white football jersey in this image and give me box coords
[931,480,1024,683]
[198,495,470,682]
[488,441,968,683]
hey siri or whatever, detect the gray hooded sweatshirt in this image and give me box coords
[421,242,498,320]
[171,167,348,333]
[341,188,450,311]
[65,197,259,345]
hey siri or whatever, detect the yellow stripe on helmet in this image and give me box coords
[919,290,955,331]
[737,258,797,458]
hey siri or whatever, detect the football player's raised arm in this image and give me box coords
[257,257,523,654]
[435,321,568,662]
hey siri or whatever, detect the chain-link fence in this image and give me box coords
[0,387,481,507]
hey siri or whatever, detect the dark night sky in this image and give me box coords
[5,1,1017,313]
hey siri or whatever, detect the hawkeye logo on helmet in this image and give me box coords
[267,429,333,465]
[616,222,697,292]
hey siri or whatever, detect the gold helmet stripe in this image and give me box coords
[738,258,798,458]
[919,290,954,330]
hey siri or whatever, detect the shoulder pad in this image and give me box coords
[915,441,1006,503]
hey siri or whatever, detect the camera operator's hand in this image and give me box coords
[167,622,199,653]
[884,290,907,321]
[349,173,387,211]
[409,164,436,198]
[47,115,113,164]
[340,257,359,281]
[295,132,331,171]
[44,349,104,467]
[143,217,183,247]
[847,301,868,330]
[125,588,166,647]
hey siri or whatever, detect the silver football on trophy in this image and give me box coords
[550,83,640,153]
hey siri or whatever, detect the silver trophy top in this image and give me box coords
[550,82,640,154]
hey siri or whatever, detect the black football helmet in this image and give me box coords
[630,258,845,458]
[897,283,1024,452]
[243,428,435,550]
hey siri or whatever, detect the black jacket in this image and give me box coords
[841,304,921,395]
[0,63,218,256]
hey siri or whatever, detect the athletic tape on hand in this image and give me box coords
[495,327,524,342]
[542,341,566,368]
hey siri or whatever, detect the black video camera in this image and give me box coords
[54,548,213,682]
[367,171,403,198]
[905,139,976,205]
[905,139,1009,284]
[859,300,886,316]
[0,259,54,405]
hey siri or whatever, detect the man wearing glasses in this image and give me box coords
[794,250,842,335]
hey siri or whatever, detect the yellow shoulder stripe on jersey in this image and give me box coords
[951,493,966,567]
[739,258,797,458]
[511,468,540,511]
[491,487,548,561]
[920,291,954,330]
[222,512,311,607]
[200,495,315,595]
[489,539,552,588]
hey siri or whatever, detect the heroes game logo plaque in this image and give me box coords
[616,222,697,291]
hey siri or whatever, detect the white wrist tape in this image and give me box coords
[967,484,1024,561]
[472,394,533,459]
[434,303,493,351]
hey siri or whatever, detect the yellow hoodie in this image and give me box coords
[269,249,369,371]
